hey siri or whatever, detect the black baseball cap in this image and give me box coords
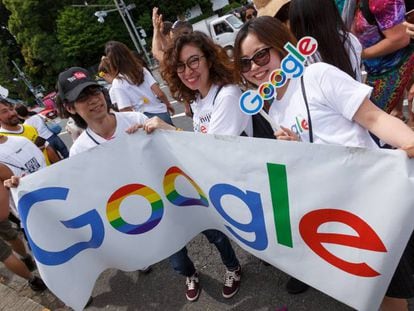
[57,67,99,102]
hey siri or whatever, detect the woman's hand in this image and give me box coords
[125,123,143,134]
[143,117,176,134]
[403,21,414,38]
[152,7,162,31]
[401,144,414,158]
[274,126,300,141]
[166,103,175,115]
[4,176,20,189]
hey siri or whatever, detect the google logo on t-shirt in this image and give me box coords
[240,36,318,115]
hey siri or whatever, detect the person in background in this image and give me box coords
[104,41,175,125]
[14,104,69,159]
[152,8,194,117]
[351,0,414,129]
[0,99,60,165]
[0,134,47,292]
[234,16,414,311]
[253,0,291,25]
[289,0,363,82]
[240,4,257,23]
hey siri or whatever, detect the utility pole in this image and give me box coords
[113,0,152,67]
[11,60,44,106]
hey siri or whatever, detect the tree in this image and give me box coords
[3,0,69,90]
[56,6,130,68]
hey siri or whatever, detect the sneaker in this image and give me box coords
[21,255,36,272]
[286,277,309,294]
[185,272,201,302]
[222,265,241,298]
[28,276,47,292]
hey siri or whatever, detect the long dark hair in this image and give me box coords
[161,31,235,103]
[104,41,144,85]
[233,16,297,85]
[289,0,357,79]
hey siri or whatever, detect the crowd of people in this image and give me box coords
[1,0,414,310]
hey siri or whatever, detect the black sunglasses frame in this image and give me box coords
[240,47,272,73]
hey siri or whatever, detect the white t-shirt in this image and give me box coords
[109,68,167,114]
[269,62,378,149]
[0,135,46,176]
[69,112,148,156]
[308,32,362,82]
[192,84,252,136]
[0,135,46,217]
[24,114,53,139]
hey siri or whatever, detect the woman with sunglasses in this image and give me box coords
[234,16,414,310]
[104,41,175,125]
[160,31,250,302]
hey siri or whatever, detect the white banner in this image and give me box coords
[12,131,414,311]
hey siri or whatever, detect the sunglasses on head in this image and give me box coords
[75,86,103,103]
[239,47,272,73]
[176,55,205,74]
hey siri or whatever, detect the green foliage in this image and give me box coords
[56,6,130,67]
[0,0,220,94]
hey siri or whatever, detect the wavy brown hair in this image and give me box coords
[161,31,236,103]
[104,41,144,85]
[233,16,297,86]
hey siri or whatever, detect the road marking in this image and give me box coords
[172,112,186,119]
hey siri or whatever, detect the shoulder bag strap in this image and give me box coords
[300,76,313,143]
[212,85,224,106]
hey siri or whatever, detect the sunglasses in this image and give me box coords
[75,86,103,103]
[240,47,272,73]
[176,55,205,74]
[245,11,257,20]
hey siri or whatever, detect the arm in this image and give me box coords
[151,7,167,62]
[353,98,414,153]
[0,164,13,221]
[362,23,410,59]
[150,83,175,115]
[46,145,61,164]
[119,107,134,112]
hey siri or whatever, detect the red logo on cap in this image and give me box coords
[73,72,87,79]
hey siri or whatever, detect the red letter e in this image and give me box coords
[299,209,386,277]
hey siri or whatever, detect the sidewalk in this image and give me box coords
[0,282,47,311]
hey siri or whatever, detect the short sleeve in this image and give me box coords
[371,0,406,31]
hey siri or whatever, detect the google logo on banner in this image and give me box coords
[239,36,318,115]
[18,163,387,279]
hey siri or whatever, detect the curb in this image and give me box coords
[0,282,49,311]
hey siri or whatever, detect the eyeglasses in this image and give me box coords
[239,47,272,73]
[245,11,257,20]
[75,86,103,103]
[176,55,205,73]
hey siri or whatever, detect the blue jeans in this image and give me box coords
[47,134,69,159]
[169,230,239,277]
[144,112,174,126]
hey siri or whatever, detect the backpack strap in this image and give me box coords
[300,76,313,143]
